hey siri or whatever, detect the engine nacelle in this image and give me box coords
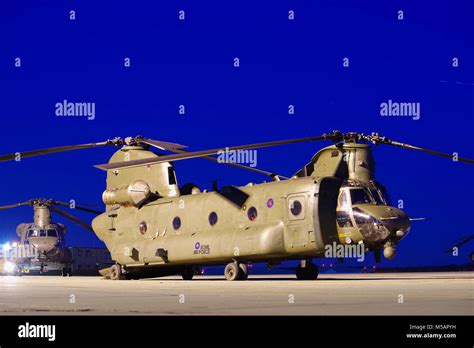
[102,180,152,207]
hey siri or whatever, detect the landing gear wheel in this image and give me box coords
[182,267,194,280]
[109,264,123,280]
[224,262,240,281]
[296,263,319,280]
[62,267,72,277]
[238,263,248,280]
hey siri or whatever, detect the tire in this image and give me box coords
[182,267,194,280]
[109,264,122,280]
[307,263,318,280]
[296,263,318,280]
[295,266,304,280]
[238,263,248,280]
[224,262,239,281]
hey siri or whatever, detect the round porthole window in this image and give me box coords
[290,200,303,216]
[173,216,181,230]
[247,207,258,221]
[138,221,147,234]
[208,212,218,226]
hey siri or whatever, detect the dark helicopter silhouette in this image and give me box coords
[0,198,102,276]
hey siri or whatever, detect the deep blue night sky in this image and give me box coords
[0,1,472,268]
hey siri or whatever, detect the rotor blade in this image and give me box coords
[52,201,103,215]
[446,234,474,253]
[389,141,474,163]
[49,205,94,232]
[171,148,289,179]
[0,201,32,210]
[0,139,120,162]
[136,137,188,151]
[366,135,474,164]
[95,134,334,170]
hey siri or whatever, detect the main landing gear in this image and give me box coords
[109,264,125,280]
[296,259,319,280]
[181,267,195,280]
[224,261,248,281]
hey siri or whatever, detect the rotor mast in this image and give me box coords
[33,203,52,228]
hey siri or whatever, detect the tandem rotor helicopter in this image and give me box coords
[0,198,102,276]
[0,130,472,280]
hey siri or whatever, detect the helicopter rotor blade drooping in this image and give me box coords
[0,198,102,231]
[95,134,335,170]
[0,201,32,210]
[0,135,286,179]
[51,201,104,215]
[0,139,122,162]
[1,132,472,170]
[354,132,474,164]
[0,136,187,163]
[49,205,96,232]
[95,131,474,170]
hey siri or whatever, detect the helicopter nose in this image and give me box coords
[29,238,56,253]
[378,208,411,239]
[352,206,410,245]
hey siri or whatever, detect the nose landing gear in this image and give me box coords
[181,267,195,280]
[296,259,319,280]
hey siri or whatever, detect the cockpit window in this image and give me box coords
[350,188,373,205]
[47,229,58,237]
[370,189,384,205]
[28,229,38,237]
[338,191,350,210]
[39,229,47,237]
[377,183,392,205]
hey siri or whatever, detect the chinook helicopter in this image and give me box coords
[0,131,472,280]
[0,198,102,276]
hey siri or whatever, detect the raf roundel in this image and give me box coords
[267,198,274,208]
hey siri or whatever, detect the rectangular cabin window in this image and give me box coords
[168,166,177,185]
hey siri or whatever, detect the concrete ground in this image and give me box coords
[0,272,472,315]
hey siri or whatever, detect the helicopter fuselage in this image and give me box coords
[92,175,410,273]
